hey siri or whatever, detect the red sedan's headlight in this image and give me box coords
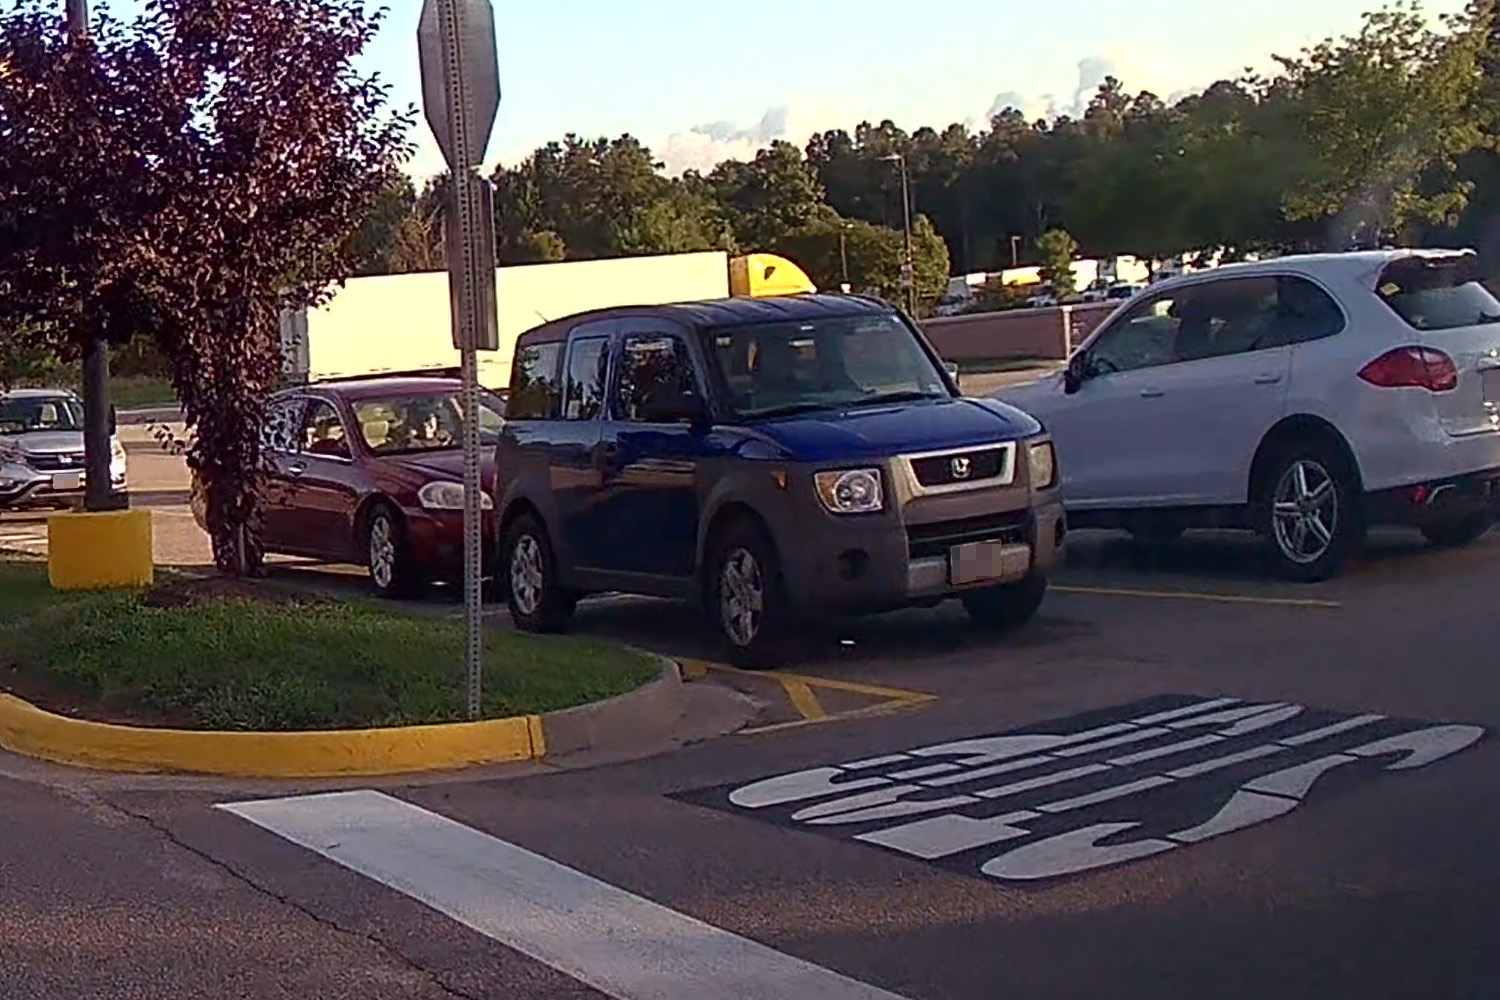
[417,480,494,511]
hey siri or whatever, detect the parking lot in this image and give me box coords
[4,422,1497,1000]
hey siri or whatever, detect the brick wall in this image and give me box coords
[919,302,1117,361]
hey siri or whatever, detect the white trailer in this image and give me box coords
[279,250,734,393]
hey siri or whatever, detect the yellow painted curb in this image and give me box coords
[0,692,544,779]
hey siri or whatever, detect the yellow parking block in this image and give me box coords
[47,509,154,591]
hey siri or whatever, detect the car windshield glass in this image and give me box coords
[352,392,505,455]
[1375,255,1500,331]
[707,312,950,418]
[0,396,84,435]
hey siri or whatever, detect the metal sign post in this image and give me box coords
[418,0,500,720]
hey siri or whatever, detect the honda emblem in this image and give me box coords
[950,456,971,480]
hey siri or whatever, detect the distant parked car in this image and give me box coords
[0,388,127,510]
[995,249,1500,581]
[190,377,506,596]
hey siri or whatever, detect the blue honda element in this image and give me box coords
[492,293,1065,667]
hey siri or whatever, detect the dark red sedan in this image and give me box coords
[194,377,506,595]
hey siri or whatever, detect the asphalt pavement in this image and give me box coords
[2,523,1496,999]
[2,388,1496,998]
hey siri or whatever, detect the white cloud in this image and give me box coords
[399,51,1216,183]
[654,95,857,176]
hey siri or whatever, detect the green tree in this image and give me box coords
[711,140,827,250]
[490,135,726,261]
[1036,229,1079,297]
[0,0,411,574]
[1263,0,1496,247]
[775,213,949,309]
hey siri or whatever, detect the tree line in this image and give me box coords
[355,0,1500,311]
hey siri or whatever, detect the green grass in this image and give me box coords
[110,376,179,409]
[0,560,659,732]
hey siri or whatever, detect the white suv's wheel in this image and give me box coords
[1257,440,1361,582]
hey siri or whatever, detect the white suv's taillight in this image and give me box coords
[1357,346,1459,392]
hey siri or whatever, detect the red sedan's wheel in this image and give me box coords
[365,503,416,598]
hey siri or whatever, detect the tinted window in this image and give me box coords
[302,400,350,460]
[507,341,563,420]
[563,337,609,421]
[614,334,701,422]
[261,399,302,453]
[1086,293,1180,374]
[1087,275,1335,375]
[1171,277,1282,362]
[1267,276,1345,345]
[1376,255,1500,332]
[708,312,948,418]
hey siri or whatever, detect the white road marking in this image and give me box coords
[222,790,912,1000]
[980,823,1177,881]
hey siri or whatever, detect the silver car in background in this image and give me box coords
[0,388,128,510]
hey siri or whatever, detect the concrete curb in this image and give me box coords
[0,657,683,779]
[540,654,686,757]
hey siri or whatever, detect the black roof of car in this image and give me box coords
[517,293,897,345]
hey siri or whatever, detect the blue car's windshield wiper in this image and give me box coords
[851,390,947,407]
[741,402,834,420]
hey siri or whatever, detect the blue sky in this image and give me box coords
[103,0,1471,179]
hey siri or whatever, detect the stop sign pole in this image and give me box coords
[418,0,500,720]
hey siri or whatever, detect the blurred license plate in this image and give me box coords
[949,541,1029,586]
[1483,368,1500,402]
[51,472,81,491]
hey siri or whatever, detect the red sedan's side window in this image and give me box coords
[301,400,351,460]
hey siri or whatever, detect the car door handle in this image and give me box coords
[1139,388,1164,398]
[1253,374,1284,385]
[286,462,306,477]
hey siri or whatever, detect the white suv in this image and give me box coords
[995,249,1500,581]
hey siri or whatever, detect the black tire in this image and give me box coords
[500,512,576,633]
[1421,511,1492,548]
[364,503,418,599]
[1254,438,1362,583]
[705,517,790,670]
[962,572,1048,632]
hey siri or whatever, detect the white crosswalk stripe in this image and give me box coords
[221,790,913,1000]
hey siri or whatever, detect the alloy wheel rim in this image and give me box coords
[719,548,765,647]
[369,516,396,589]
[1272,459,1338,565]
[510,535,544,616]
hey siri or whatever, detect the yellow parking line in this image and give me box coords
[777,677,827,721]
[1051,585,1340,609]
[769,671,940,704]
[675,659,936,732]
[742,697,934,735]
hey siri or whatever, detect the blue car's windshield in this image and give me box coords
[707,312,951,419]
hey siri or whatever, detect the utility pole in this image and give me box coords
[838,222,850,291]
[66,0,121,513]
[884,153,916,316]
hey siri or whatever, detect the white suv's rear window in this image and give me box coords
[1375,255,1500,332]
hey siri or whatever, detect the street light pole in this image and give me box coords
[884,153,916,316]
[1010,235,1021,270]
[838,223,850,291]
[66,0,120,514]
